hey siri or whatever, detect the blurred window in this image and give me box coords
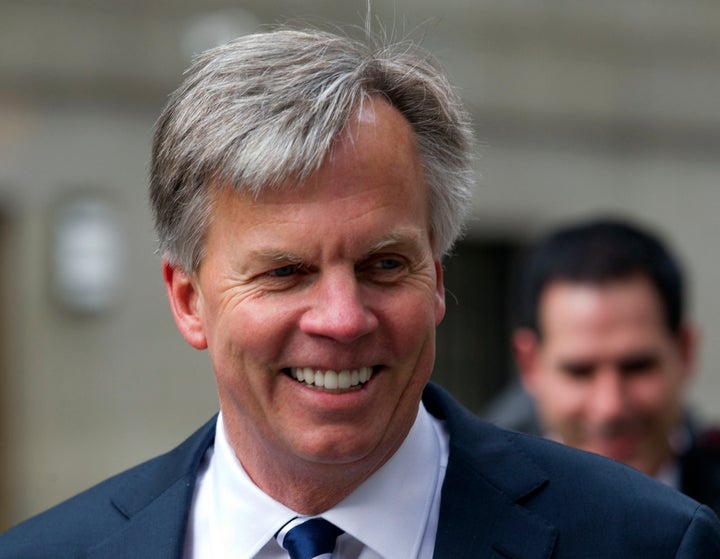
[434,240,519,412]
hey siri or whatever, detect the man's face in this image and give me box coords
[517,277,694,476]
[165,98,445,481]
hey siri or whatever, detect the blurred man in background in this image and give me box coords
[490,217,720,514]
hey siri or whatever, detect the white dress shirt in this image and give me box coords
[183,402,449,558]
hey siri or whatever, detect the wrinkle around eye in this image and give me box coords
[208,282,263,317]
[209,268,297,310]
[253,265,316,293]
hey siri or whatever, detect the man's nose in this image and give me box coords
[299,270,379,343]
[588,368,627,421]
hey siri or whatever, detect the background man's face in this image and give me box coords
[518,276,694,476]
[166,98,445,485]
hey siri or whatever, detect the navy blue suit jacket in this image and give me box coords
[2,383,719,558]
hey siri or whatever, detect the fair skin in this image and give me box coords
[163,98,445,514]
[515,276,696,477]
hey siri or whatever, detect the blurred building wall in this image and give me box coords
[0,102,219,529]
[1,0,719,529]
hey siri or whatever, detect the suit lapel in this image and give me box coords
[434,453,556,559]
[88,417,217,559]
[84,388,556,558]
[86,475,197,559]
[424,384,558,559]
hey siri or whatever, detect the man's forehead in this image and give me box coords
[540,278,664,321]
[246,227,428,260]
[536,278,676,350]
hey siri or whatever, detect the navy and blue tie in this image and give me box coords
[275,517,344,559]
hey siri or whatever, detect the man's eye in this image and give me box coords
[619,356,658,376]
[561,363,595,380]
[360,256,407,283]
[376,258,402,270]
[267,264,298,278]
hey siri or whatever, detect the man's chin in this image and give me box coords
[585,436,642,464]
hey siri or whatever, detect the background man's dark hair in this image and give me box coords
[515,217,685,336]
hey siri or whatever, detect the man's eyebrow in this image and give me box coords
[618,353,660,371]
[246,230,426,264]
[558,360,596,373]
[364,230,425,256]
[247,250,306,264]
[618,351,659,363]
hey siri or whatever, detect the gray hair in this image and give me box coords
[150,28,476,273]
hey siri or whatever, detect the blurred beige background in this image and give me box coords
[1,0,719,530]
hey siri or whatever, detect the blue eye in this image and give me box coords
[268,264,298,277]
[377,258,401,270]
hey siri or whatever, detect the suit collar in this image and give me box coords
[423,383,558,559]
[88,417,217,559]
[85,386,558,559]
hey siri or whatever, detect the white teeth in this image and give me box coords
[289,366,374,390]
[338,370,351,389]
[324,370,338,389]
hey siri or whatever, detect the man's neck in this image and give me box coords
[221,419,407,515]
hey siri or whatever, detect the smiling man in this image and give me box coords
[166,99,444,518]
[1,29,719,559]
[507,218,720,513]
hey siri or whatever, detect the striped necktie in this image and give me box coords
[275,517,344,559]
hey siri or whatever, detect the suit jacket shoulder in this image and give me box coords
[485,385,720,519]
[424,383,720,559]
[0,416,216,559]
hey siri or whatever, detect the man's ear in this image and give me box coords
[162,260,208,350]
[677,322,699,382]
[513,328,541,395]
[433,259,446,326]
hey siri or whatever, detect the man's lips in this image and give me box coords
[284,366,375,391]
[592,435,642,460]
[582,423,646,458]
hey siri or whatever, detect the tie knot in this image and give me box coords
[275,517,344,559]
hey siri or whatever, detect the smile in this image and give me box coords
[287,366,374,390]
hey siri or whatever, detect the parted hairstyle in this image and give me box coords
[150,28,476,273]
[515,217,686,337]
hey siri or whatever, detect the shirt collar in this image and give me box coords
[210,403,442,558]
[210,413,296,558]
[325,402,442,557]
